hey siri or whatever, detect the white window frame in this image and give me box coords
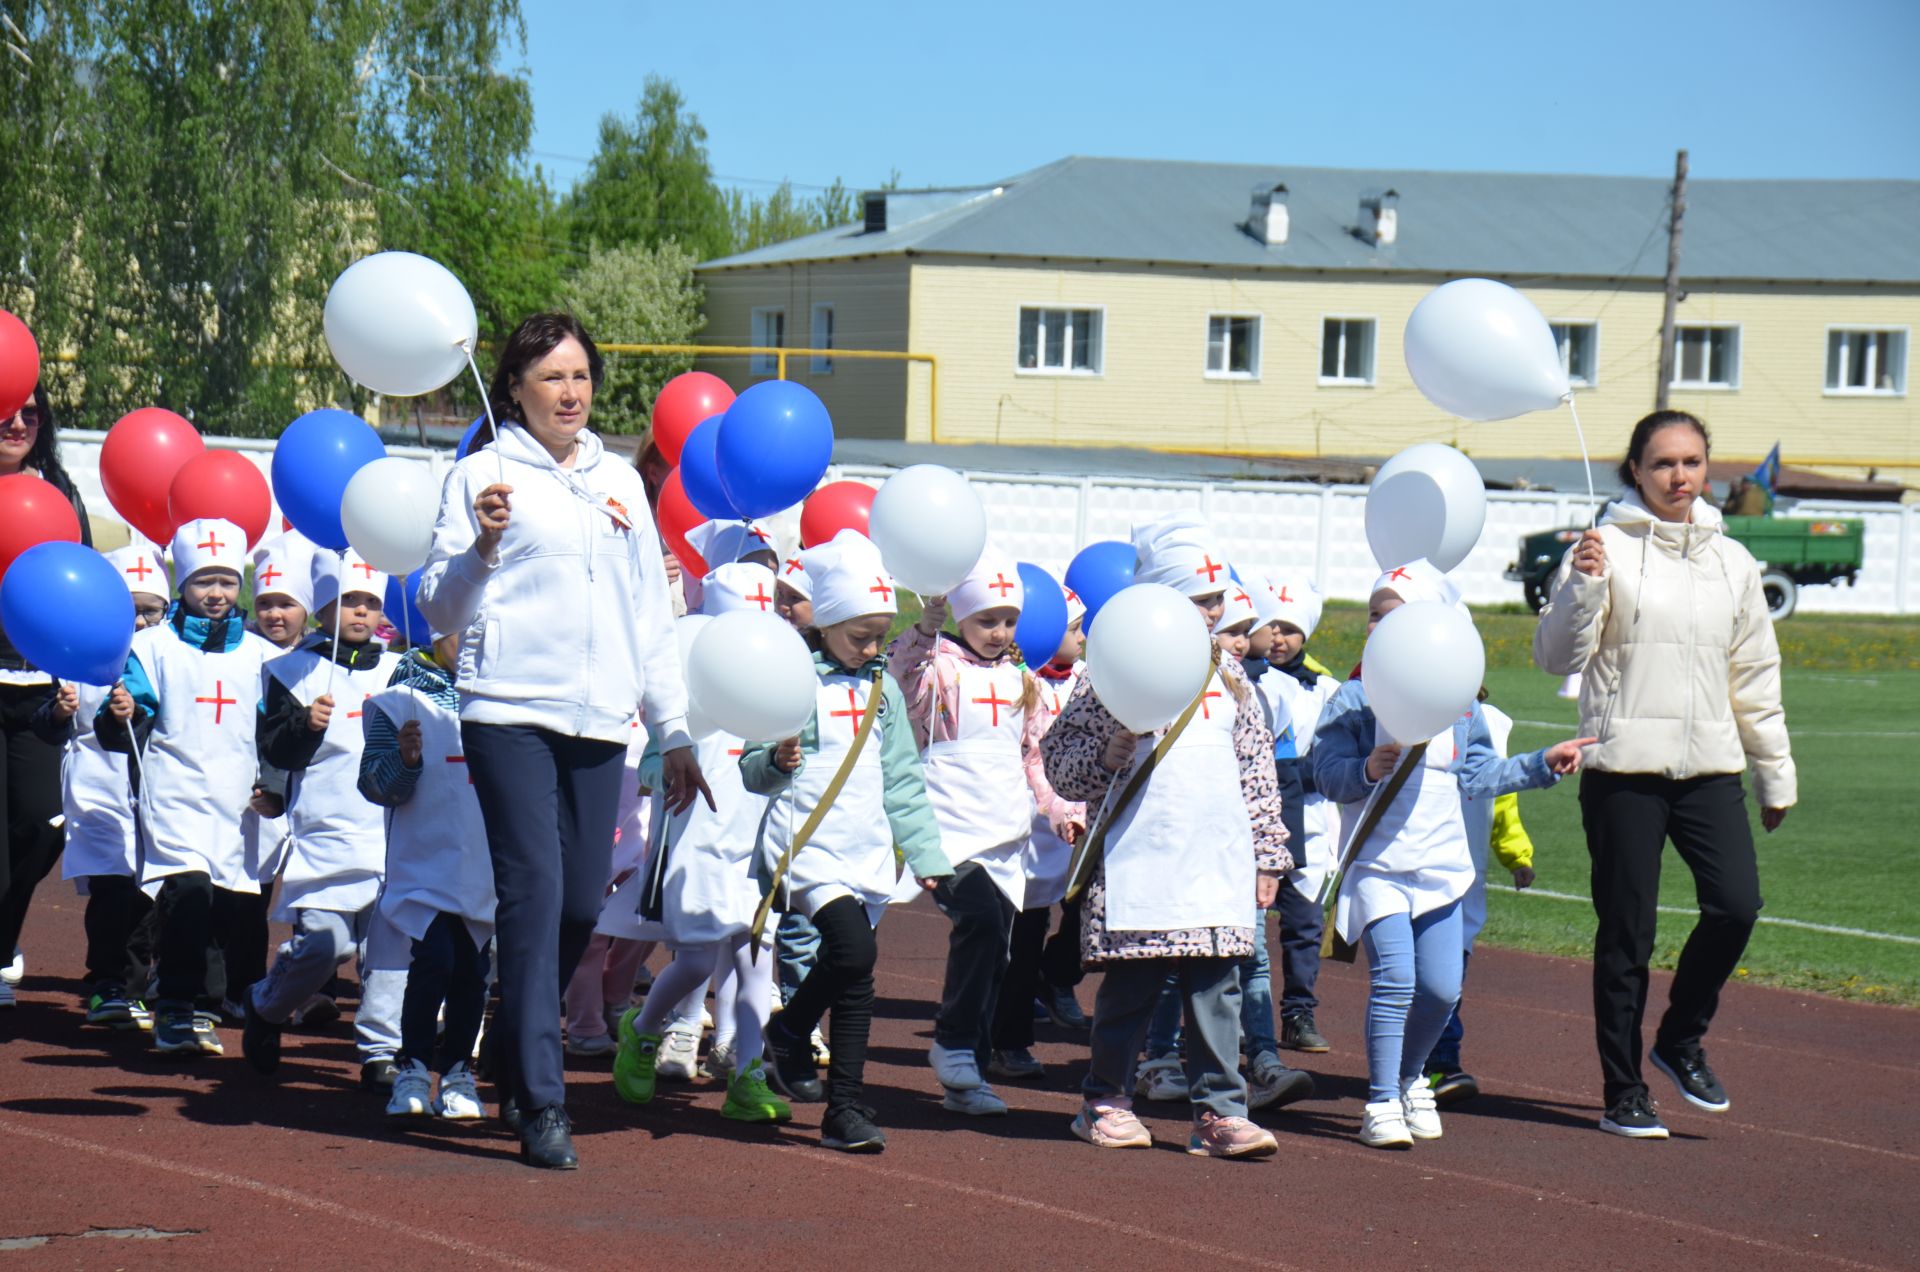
[1014,304,1105,377]
[1550,320,1601,388]
[810,303,835,375]
[1823,325,1908,397]
[1204,313,1262,381]
[1670,323,1741,390]
[750,307,785,375]
[1318,315,1377,387]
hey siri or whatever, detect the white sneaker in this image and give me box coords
[385,1060,433,1117]
[1402,1078,1443,1140]
[942,1083,1009,1116]
[2,948,23,985]
[929,1040,982,1090]
[434,1062,484,1120]
[810,1025,831,1066]
[1133,1056,1189,1102]
[700,1040,736,1081]
[1360,1098,1414,1149]
[565,1032,617,1058]
[0,979,14,1008]
[657,1026,700,1080]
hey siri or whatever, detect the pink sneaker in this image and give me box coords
[1070,1099,1153,1149]
[1188,1111,1279,1159]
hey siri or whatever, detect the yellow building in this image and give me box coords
[696,157,1920,485]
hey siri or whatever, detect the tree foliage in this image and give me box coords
[559,240,703,435]
[565,76,733,262]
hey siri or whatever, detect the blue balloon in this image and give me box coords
[1014,563,1068,668]
[384,569,429,646]
[1064,541,1135,633]
[678,414,744,521]
[715,380,834,519]
[0,543,135,686]
[455,414,485,460]
[272,409,387,550]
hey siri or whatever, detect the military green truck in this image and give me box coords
[1506,514,1865,619]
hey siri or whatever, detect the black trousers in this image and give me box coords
[0,683,65,958]
[1273,875,1323,1018]
[931,860,1018,1067]
[154,871,215,1008]
[1581,770,1762,1105]
[211,887,271,1000]
[463,722,623,1114]
[1041,896,1084,990]
[83,874,154,990]
[778,895,878,1113]
[993,906,1053,1051]
[400,911,492,1073]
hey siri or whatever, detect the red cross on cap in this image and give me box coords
[1064,587,1080,604]
[869,576,894,603]
[747,526,772,543]
[1278,586,1293,603]
[987,573,1016,598]
[1232,589,1250,608]
[257,564,282,589]
[744,584,773,611]
[351,561,378,580]
[1195,555,1224,583]
[125,559,155,581]
[1388,567,1412,582]
[197,531,226,554]
[784,558,805,576]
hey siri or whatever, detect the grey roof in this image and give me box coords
[699,156,1920,284]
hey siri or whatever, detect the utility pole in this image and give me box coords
[1655,148,1689,411]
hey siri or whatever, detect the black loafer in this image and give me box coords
[520,1104,579,1170]
[241,995,282,1075]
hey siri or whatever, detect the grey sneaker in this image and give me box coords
[1281,1011,1330,1053]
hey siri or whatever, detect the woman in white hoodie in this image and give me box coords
[1535,410,1795,1142]
[419,312,710,1171]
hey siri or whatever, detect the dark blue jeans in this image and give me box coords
[400,911,492,1073]
[1274,876,1322,1018]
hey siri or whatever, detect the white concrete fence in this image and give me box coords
[56,431,1919,615]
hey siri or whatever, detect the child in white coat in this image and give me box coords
[889,545,1049,1113]
[1311,560,1590,1149]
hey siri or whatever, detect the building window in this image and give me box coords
[1017,307,1102,374]
[1205,314,1261,379]
[1826,328,1906,395]
[750,307,785,375]
[1551,322,1599,387]
[1672,325,1740,389]
[1319,317,1376,385]
[810,304,834,375]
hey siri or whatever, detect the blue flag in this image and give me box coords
[1750,443,1782,497]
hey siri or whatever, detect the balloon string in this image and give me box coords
[329,550,345,698]
[463,345,503,490]
[1565,394,1598,525]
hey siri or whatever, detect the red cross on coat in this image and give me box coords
[971,686,1015,728]
[1198,685,1224,720]
[446,756,472,784]
[195,681,238,724]
[829,687,865,725]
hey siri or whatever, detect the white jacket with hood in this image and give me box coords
[418,422,691,751]
[1533,491,1795,810]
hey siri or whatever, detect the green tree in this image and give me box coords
[724,177,859,254]
[566,76,732,261]
[559,239,703,434]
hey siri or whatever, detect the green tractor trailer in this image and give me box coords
[1506,514,1865,619]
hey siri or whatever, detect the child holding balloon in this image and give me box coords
[1040,514,1287,1159]
[889,545,1046,1111]
[766,553,831,1068]
[30,545,170,1028]
[97,519,280,1056]
[742,530,953,1153]
[243,549,409,1088]
[1310,560,1590,1149]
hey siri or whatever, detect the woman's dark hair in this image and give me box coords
[476,312,605,449]
[1618,410,1710,486]
[8,384,67,480]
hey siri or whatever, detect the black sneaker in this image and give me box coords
[1649,1043,1729,1113]
[360,1056,398,1091]
[821,1103,887,1153]
[520,1104,579,1170]
[1281,1011,1330,1053]
[241,994,283,1075]
[1428,1070,1480,1105]
[1042,986,1089,1031]
[1599,1091,1670,1139]
[765,1022,824,1103]
[988,1047,1046,1080]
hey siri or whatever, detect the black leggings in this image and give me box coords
[993,906,1053,1051]
[778,896,878,1112]
[400,912,491,1072]
[0,683,65,958]
[1581,770,1762,1105]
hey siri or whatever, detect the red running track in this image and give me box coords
[4,892,1916,1270]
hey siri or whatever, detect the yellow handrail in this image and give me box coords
[598,344,940,444]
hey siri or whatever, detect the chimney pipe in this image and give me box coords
[1247,182,1289,246]
[1358,189,1399,246]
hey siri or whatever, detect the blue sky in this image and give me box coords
[523,0,1919,198]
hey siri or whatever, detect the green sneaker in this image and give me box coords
[613,1013,662,1106]
[86,989,151,1031]
[721,1058,793,1123]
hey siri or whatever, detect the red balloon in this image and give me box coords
[0,310,39,420]
[656,469,709,577]
[650,372,735,467]
[0,473,83,583]
[168,450,272,549]
[800,480,877,549]
[101,408,204,545]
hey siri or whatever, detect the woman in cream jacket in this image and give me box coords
[1535,410,1794,1141]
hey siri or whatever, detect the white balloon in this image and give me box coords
[1404,278,1570,421]
[868,464,986,595]
[340,457,439,576]
[324,252,479,397]
[674,614,717,740]
[686,610,817,744]
[1364,442,1488,573]
[1361,601,1486,745]
[1085,583,1212,733]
